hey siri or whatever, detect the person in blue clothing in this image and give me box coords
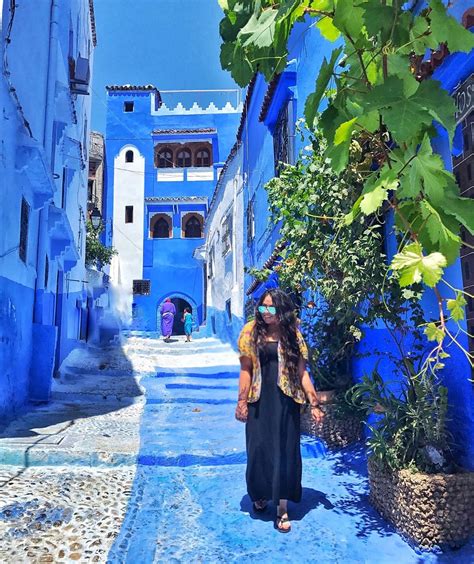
[182,307,193,342]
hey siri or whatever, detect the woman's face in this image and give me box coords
[259,294,278,326]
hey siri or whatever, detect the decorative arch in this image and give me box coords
[181,212,204,239]
[156,292,198,335]
[118,144,143,162]
[150,213,172,239]
[194,145,212,167]
[176,147,192,168]
[156,146,174,168]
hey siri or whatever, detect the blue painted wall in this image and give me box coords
[104,88,241,332]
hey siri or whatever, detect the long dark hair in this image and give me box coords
[253,288,301,383]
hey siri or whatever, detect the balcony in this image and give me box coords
[156,166,222,182]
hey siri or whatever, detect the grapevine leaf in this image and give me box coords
[333,0,365,39]
[241,9,279,49]
[391,242,447,287]
[447,292,467,322]
[419,200,461,264]
[360,168,398,215]
[326,117,358,172]
[415,80,456,142]
[430,0,474,53]
[362,4,395,40]
[316,17,341,41]
[305,47,342,128]
[424,322,445,344]
[443,191,474,235]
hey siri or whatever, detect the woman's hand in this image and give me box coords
[235,400,248,423]
[310,404,324,424]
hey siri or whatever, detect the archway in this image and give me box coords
[157,293,196,336]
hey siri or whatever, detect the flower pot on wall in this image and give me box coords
[300,395,362,448]
[368,458,474,550]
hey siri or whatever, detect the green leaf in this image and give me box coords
[415,80,456,142]
[333,0,365,39]
[316,16,341,41]
[447,292,467,322]
[304,47,342,128]
[443,191,474,235]
[334,117,357,145]
[391,242,447,287]
[241,9,279,49]
[359,167,398,215]
[419,200,461,264]
[362,4,395,40]
[225,42,254,86]
[430,0,474,53]
[424,322,445,344]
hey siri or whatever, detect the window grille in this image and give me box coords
[153,217,170,238]
[19,197,30,263]
[133,279,151,295]
[195,148,211,167]
[184,215,202,238]
[177,149,192,168]
[157,149,173,168]
[273,101,293,176]
[221,212,233,256]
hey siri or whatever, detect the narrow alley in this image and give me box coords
[0,335,472,562]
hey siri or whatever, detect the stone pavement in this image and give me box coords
[0,334,473,563]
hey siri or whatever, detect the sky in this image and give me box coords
[90,0,239,132]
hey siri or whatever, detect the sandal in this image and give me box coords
[253,499,267,512]
[275,513,291,533]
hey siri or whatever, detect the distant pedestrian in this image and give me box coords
[160,298,176,342]
[235,288,323,533]
[182,307,193,342]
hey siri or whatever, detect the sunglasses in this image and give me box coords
[258,305,277,315]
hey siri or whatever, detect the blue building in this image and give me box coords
[103,86,241,334]
[0,0,100,423]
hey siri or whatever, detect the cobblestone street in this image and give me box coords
[0,335,473,563]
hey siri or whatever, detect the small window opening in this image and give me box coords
[195,149,210,167]
[125,206,134,224]
[157,149,173,168]
[225,299,232,323]
[184,215,202,238]
[125,150,134,163]
[124,101,134,112]
[153,217,170,238]
[44,255,49,289]
[133,279,151,295]
[19,197,30,263]
[177,148,192,168]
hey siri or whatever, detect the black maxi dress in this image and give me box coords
[245,341,302,504]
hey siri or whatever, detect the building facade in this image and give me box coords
[0,0,98,423]
[103,86,241,334]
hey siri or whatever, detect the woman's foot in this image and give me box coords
[252,499,267,512]
[275,512,291,533]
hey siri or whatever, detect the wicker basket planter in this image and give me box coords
[300,392,362,448]
[368,458,474,550]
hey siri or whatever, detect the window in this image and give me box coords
[124,101,134,112]
[133,279,151,295]
[44,255,49,289]
[125,150,134,163]
[247,197,255,245]
[19,197,30,263]
[221,211,233,256]
[125,206,134,223]
[225,299,232,323]
[177,148,192,168]
[195,148,210,167]
[208,244,215,278]
[153,217,171,238]
[88,179,94,202]
[157,148,173,168]
[184,215,202,238]
[273,101,294,176]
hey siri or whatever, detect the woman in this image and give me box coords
[235,288,323,533]
[182,307,193,342]
[160,298,176,342]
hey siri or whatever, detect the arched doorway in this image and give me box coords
[170,297,192,335]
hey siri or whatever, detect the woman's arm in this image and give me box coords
[235,356,252,422]
[299,356,324,423]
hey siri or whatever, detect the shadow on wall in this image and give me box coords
[206,307,245,351]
